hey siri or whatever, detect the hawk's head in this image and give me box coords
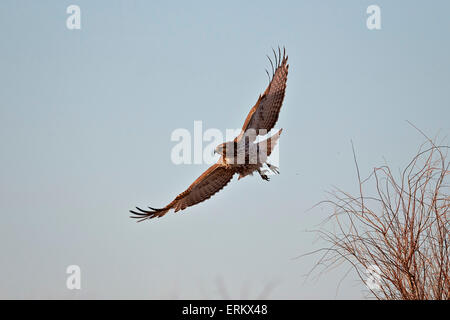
[214,141,235,157]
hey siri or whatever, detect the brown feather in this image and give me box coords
[130,161,236,221]
[236,48,288,142]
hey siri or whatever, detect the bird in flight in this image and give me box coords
[130,47,289,221]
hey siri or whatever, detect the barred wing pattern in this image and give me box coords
[236,47,289,143]
[130,162,235,222]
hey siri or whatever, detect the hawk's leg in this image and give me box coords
[257,168,270,181]
[267,163,279,174]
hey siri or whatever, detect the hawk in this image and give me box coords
[130,48,289,221]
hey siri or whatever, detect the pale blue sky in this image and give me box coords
[0,0,449,299]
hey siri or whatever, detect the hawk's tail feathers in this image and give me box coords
[261,128,283,157]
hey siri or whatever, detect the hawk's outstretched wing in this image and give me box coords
[130,161,236,222]
[236,47,289,143]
